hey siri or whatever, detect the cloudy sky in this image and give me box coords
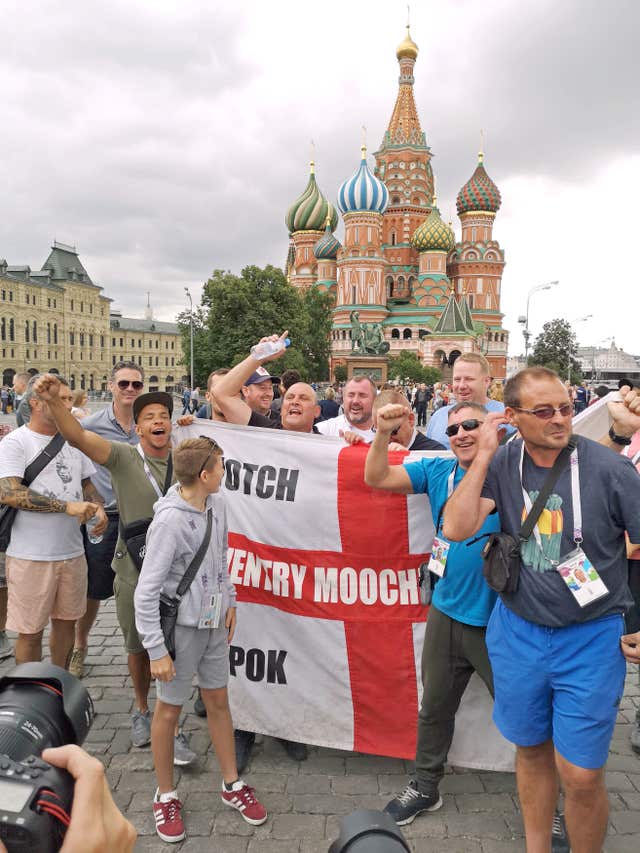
[2,0,638,355]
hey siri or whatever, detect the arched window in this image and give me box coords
[386,276,394,298]
[25,321,30,343]
[391,232,396,246]
[397,276,405,292]
[408,276,415,290]
[9,319,14,341]
[403,328,412,339]
[0,318,5,341]
[47,323,51,344]
[53,323,58,344]
[33,321,37,342]
[391,328,400,339]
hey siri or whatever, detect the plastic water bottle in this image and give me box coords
[86,514,103,545]
[250,337,291,360]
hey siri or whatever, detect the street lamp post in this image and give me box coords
[518,280,560,362]
[568,314,593,384]
[184,287,194,392]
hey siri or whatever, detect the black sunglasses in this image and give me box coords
[198,435,223,476]
[116,380,144,391]
[445,418,483,437]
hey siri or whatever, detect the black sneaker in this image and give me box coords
[276,738,308,762]
[384,780,443,826]
[551,809,570,853]
[194,689,206,718]
[234,730,256,775]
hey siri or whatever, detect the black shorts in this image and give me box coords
[82,514,119,601]
[626,559,640,634]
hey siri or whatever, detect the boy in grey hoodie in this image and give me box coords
[134,436,267,843]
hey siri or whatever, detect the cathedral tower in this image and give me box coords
[285,162,337,290]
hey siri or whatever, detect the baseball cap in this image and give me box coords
[133,391,174,422]
[244,366,280,387]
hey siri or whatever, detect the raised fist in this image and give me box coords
[33,373,62,401]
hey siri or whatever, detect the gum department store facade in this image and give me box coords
[0,241,184,393]
[285,27,509,380]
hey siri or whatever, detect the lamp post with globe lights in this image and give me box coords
[184,287,194,393]
[518,280,560,362]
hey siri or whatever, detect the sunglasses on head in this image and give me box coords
[445,418,483,438]
[116,380,144,390]
[198,435,223,476]
[513,404,573,420]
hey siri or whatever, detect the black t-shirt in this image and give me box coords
[410,432,445,451]
[247,411,319,433]
[481,435,640,627]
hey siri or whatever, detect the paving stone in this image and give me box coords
[603,836,640,852]
[454,793,517,813]
[180,837,248,852]
[377,773,408,793]
[345,754,406,775]
[409,839,482,852]
[445,813,511,840]
[477,772,517,793]
[287,774,331,794]
[480,840,526,853]
[609,810,640,834]
[330,774,378,795]
[440,773,485,794]
[606,772,638,792]
[271,813,326,839]
[293,794,355,815]
[247,843,300,853]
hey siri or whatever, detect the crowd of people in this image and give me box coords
[0,337,639,851]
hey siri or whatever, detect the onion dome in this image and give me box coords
[285,162,338,234]
[411,198,455,252]
[396,25,418,60]
[456,152,501,215]
[337,146,389,215]
[314,217,342,260]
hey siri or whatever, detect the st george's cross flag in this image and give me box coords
[177,420,515,770]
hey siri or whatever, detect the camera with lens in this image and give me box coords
[0,663,94,853]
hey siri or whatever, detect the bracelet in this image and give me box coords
[608,425,632,446]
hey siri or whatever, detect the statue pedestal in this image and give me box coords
[344,355,388,382]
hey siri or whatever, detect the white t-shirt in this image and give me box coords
[0,426,96,560]
[316,413,375,442]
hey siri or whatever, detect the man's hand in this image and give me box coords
[376,403,410,435]
[150,654,176,682]
[176,414,195,426]
[252,330,289,364]
[340,429,366,446]
[40,745,136,853]
[608,385,640,438]
[66,501,99,524]
[620,631,640,664]
[226,606,237,643]
[89,505,108,536]
[474,411,510,459]
[33,373,63,402]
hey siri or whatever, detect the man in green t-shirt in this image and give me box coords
[34,376,193,761]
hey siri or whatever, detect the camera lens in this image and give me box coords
[329,809,410,853]
[0,663,94,760]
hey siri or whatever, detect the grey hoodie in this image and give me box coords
[134,484,235,661]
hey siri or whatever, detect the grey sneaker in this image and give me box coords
[174,730,197,766]
[131,708,151,748]
[0,631,13,662]
[551,809,570,853]
[68,647,87,678]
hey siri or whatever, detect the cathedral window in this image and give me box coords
[352,286,357,303]
[403,328,412,339]
[391,328,400,339]
[391,232,396,245]
[25,321,30,343]
[53,324,58,344]
[471,227,476,242]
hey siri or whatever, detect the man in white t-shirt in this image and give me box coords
[0,376,107,667]
[316,376,377,441]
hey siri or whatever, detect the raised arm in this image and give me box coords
[215,331,288,425]
[442,412,503,541]
[601,385,640,453]
[33,374,112,465]
[364,403,414,494]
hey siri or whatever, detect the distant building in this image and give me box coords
[1,241,184,391]
[577,341,640,386]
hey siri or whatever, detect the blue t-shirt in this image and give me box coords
[403,456,499,626]
[480,436,640,627]
[426,399,514,449]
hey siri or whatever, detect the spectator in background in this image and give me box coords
[414,383,430,427]
[71,389,91,419]
[12,372,31,427]
[319,386,340,421]
[181,387,191,415]
[190,387,200,414]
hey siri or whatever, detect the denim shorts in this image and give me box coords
[486,598,626,769]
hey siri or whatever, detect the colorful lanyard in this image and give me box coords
[519,444,581,550]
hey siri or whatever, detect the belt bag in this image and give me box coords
[159,509,213,660]
[120,518,153,572]
[481,437,576,594]
[0,433,65,552]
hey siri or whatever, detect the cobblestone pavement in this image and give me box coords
[1,599,639,852]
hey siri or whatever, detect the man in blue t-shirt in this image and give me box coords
[364,399,500,826]
[426,353,514,448]
[443,366,640,853]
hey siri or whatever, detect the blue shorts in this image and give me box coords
[486,599,626,769]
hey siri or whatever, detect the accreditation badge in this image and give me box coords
[198,593,222,629]
[557,548,609,608]
[427,536,450,578]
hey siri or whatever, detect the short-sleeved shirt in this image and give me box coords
[316,414,375,442]
[427,399,514,449]
[247,411,318,433]
[103,442,175,586]
[0,426,96,561]
[624,433,640,561]
[403,456,499,626]
[81,405,138,509]
[480,435,640,627]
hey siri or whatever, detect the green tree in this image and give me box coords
[529,318,583,382]
[178,265,333,384]
[387,351,441,385]
[333,365,347,383]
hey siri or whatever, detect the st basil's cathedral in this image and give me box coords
[284,26,509,380]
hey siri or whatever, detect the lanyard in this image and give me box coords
[136,444,166,500]
[435,463,458,534]
[519,444,581,550]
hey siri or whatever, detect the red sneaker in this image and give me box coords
[221,780,267,825]
[153,795,186,843]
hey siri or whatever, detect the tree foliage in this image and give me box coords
[386,351,441,385]
[529,318,583,382]
[178,266,333,384]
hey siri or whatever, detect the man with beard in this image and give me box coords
[316,376,376,441]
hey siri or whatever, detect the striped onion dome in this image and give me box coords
[456,152,501,215]
[337,146,389,215]
[314,218,342,260]
[285,162,338,234]
[411,202,455,252]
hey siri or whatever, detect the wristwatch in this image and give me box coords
[608,425,632,446]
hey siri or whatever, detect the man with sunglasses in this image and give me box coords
[364,401,501,826]
[34,374,196,764]
[443,367,640,853]
[66,362,145,679]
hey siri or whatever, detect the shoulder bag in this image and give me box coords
[0,433,66,551]
[481,437,577,594]
[120,453,173,572]
[158,508,213,660]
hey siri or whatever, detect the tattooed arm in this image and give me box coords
[0,476,98,522]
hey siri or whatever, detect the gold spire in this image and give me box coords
[396,24,418,60]
[432,176,438,207]
[309,160,315,175]
[478,129,484,164]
